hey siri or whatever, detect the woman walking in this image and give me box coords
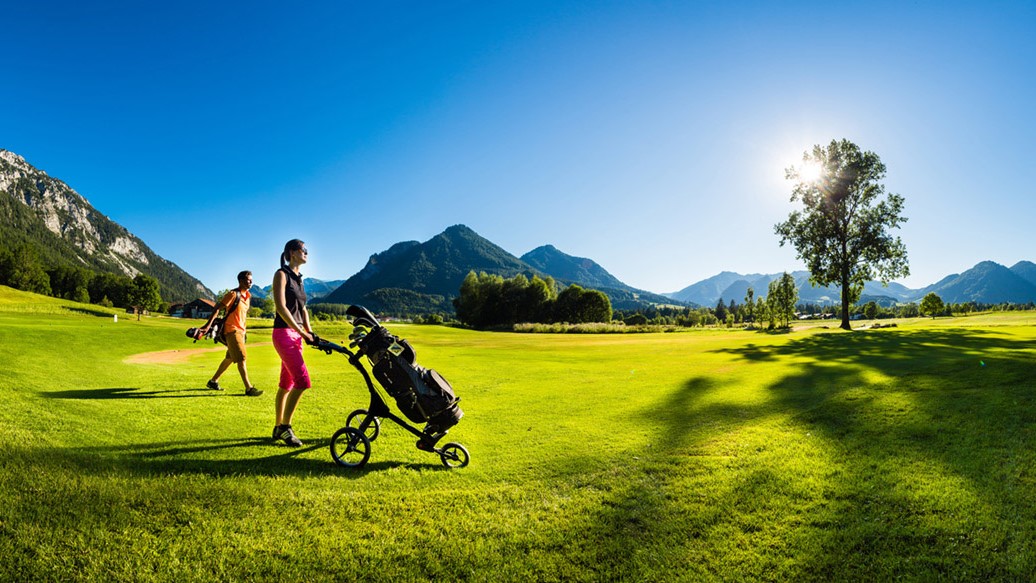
[271,239,316,447]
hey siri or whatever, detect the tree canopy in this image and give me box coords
[453,271,612,329]
[766,272,798,329]
[920,292,945,318]
[129,274,162,319]
[775,139,909,330]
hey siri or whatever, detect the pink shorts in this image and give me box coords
[272,328,311,391]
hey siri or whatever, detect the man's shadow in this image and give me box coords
[43,387,224,399]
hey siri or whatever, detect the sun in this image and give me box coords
[795,159,824,183]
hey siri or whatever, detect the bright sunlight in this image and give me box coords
[795,159,824,183]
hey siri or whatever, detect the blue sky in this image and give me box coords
[3,1,1034,295]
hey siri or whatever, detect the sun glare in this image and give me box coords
[796,160,823,183]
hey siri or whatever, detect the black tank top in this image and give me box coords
[273,267,307,329]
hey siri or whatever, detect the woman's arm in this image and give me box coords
[301,303,313,335]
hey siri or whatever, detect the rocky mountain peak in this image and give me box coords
[0,148,211,300]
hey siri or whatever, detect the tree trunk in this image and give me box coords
[840,278,851,331]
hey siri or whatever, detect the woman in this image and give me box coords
[271,239,316,447]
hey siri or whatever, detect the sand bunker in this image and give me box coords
[124,343,272,365]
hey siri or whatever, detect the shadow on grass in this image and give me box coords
[9,436,451,479]
[566,327,1036,579]
[43,387,224,399]
[63,306,115,318]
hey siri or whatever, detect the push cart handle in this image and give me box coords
[311,339,348,355]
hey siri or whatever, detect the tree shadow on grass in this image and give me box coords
[561,328,1036,579]
[42,387,224,399]
[719,329,1036,578]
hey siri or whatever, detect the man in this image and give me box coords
[200,270,263,396]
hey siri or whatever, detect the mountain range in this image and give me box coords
[666,261,1036,307]
[320,225,674,314]
[248,278,344,301]
[5,147,1034,313]
[0,149,211,301]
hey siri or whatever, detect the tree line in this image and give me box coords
[1,242,164,314]
[453,271,612,329]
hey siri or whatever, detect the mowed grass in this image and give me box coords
[2,285,1035,581]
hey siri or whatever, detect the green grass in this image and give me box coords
[2,284,1036,581]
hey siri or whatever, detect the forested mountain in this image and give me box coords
[1011,261,1036,288]
[0,149,211,301]
[322,225,531,314]
[520,245,677,309]
[918,261,1036,304]
[521,245,629,290]
[322,225,682,314]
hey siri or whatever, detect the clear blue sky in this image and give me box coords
[3,1,1034,295]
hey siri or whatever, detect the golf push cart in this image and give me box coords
[310,305,468,469]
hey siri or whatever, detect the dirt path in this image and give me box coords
[124,342,273,365]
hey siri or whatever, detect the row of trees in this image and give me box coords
[614,289,1036,330]
[1,242,164,315]
[453,271,612,329]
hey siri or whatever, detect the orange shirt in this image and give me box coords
[219,289,251,333]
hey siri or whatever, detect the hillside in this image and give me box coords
[0,149,211,301]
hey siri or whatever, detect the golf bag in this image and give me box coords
[354,322,463,432]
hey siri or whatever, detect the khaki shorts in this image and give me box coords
[225,329,247,363]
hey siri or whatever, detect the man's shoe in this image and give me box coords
[275,425,303,447]
[206,379,224,391]
[245,386,263,397]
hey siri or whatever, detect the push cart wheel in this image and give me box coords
[346,409,380,442]
[439,442,470,469]
[330,427,371,468]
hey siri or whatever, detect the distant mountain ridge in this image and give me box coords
[918,261,1036,304]
[322,225,678,314]
[521,245,630,290]
[249,278,345,301]
[0,149,211,301]
[520,245,676,308]
[666,261,1036,307]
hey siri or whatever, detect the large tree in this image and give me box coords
[129,274,163,320]
[766,272,798,329]
[775,139,909,330]
[920,292,944,319]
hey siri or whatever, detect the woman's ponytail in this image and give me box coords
[280,239,305,270]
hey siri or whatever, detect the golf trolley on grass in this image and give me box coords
[312,305,469,469]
